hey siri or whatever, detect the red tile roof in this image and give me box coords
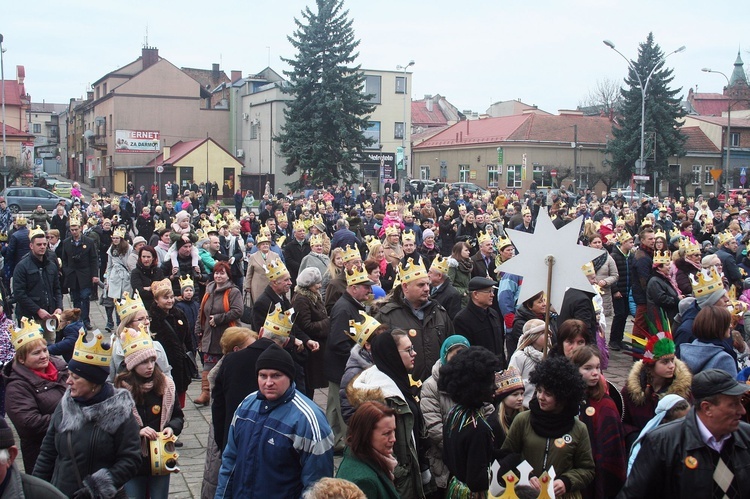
[414,113,613,149]
[690,93,732,116]
[0,122,34,138]
[1,80,24,107]
[147,139,206,166]
[688,115,750,128]
[681,127,720,153]
[412,100,448,127]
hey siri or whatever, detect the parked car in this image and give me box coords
[452,182,488,195]
[52,182,72,198]
[0,187,71,213]
[610,187,649,203]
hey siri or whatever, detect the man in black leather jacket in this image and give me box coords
[620,369,750,499]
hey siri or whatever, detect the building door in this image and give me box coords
[420,166,430,180]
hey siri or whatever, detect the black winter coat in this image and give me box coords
[454,300,506,367]
[610,246,633,296]
[557,287,597,343]
[283,238,311,284]
[431,280,462,320]
[130,263,164,311]
[60,236,99,290]
[646,272,680,327]
[148,304,193,394]
[324,292,365,384]
[12,253,63,322]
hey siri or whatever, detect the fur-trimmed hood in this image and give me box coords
[625,358,692,406]
[347,366,406,410]
[58,387,136,433]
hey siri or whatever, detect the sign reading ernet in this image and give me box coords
[115,130,161,153]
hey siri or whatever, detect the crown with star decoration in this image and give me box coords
[262,303,294,337]
[348,311,381,346]
[10,317,45,350]
[72,329,112,367]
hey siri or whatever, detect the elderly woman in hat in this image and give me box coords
[291,267,329,399]
[3,318,68,474]
[33,330,141,497]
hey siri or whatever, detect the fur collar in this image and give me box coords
[625,359,692,406]
[58,387,135,433]
[294,286,321,303]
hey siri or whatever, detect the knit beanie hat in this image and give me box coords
[68,359,110,385]
[0,419,15,449]
[256,343,296,381]
[439,335,470,364]
[175,211,190,223]
[121,328,159,371]
[423,229,435,239]
[695,288,727,309]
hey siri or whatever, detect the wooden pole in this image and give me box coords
[543,255,555,359]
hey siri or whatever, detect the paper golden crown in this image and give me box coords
[674,202,682,211]
[151,278,173,297]
[200,219,212,228]
[275,235,286,248]
[217,220,228,229]
[362,201,372,209]
[445,208,454,218]
[69,215,82,227]
[625,212,635,222]
[179,275,194,290]
[110,198,120,206]
[154,220,167,231]
[348,311,381,346]
[669,228,681,240]
[115,291,145,319]
[263,304,294,337]
[682,239,701,256]
[345,264,371,286]
[72,329,112,367]
[401,230,416,243]
[385,202,398,212]
[203,225,218,235]
[399,257,428,284]
[112,226,126,239]
[690,266,724,297]
[292,219,305,232]
[640,218,652,228]
[568,207,578,216]
[277,213,288,223]
[312,213,324,226]
[264,259,289,281]
[342,244,360,263]
[718,230,735,247]
[521,207,531,216]
[256,229,272,244]
[0,232,7,242]
[121,324,155,359]
[10,317,44,349]
[477,231,492,245]
[87,216,99,227]
[29,225,46,240]
[385,225,400,237]
[653,250,671,266]
[309,233,324,247]
[496,234,512,250]
[653,229,666,240]
[325,201,333,208]
[364,235,380,253]
[430,254,450,275]
[14,215,27,226]
[195,228,206,241]
[617,231,633,244]
[615,218,626,227]
[688,197,695,204]
[581,261,596,276]
[149,433,180,476]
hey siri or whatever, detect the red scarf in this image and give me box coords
[32,361,59,382]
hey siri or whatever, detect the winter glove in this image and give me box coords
[504,313,515,330]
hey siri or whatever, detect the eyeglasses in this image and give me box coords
[400,345,416,355]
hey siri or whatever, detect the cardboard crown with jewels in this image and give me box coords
[292,219,305,232]
[112,226,126,239]
[149,433,180,476]
[652,250,671,266]
[348,311,381,346]
[689,266,724,298]
[256,228,272,244]
[345,264,372,286]
[72,329,112,367]
[477,231,493,245]
[179,275,194,290]
[263,303,294,337]
[385,225,400,237]
[264,259,289,281]
[342,244,360,263]
[401,230,416,244]
[154,220,167,232]
[10,317,45,350]
[116,291,146,319]
[29,225,46,240]
[430,254,450,275]
[399,257,428,284]
[718,230,735,247]
[121,324,154,359]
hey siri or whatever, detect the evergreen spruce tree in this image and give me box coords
[606,33,686,186]
[276,0,375,191]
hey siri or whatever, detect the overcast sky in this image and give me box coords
[3,1,749,115]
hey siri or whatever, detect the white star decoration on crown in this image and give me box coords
[496,208,604,313]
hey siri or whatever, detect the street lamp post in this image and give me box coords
[0,33,7,190]
[603,40,685,196]
[395,60,414,191]
[702,68,732,198]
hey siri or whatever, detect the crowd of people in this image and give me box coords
[0,179,748,498]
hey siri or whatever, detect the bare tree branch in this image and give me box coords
[578,77,623,115]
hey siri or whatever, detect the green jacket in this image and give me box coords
[336,449,399,499]
[501,411,595,499]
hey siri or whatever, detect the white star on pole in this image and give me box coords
[497,208,604,313]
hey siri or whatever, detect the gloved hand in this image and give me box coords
[504,313,515,329]
[421,468,432,486]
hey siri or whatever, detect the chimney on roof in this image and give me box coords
[163,146,171,162]
[426,97,433,112]
[142,47,159,69]
[86,91,94,101]
[212,63,220,80]
[231,70,242,83]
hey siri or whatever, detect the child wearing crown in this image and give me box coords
[115,326,183,498]
[168,211,200,273]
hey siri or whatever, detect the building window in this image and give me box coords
[459,164,470,183]
[33,123,41,134]
[507,165,522,188]
[250,122,259,140]
[420,165,430,180]
[533,165,554,187]
[395,76,406,94]
[109,115,113,136]
[363,122,381,149]
[705,166,714,185]
[103,83,107,94]
[363,75,382,104]
[487,165,499,188]
[692,165,702,185]
[731,132,740,148]
[394,122,404,140]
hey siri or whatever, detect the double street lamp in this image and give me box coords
[395,60,414,189]
[603,40,686,195]
[701,68,732,197]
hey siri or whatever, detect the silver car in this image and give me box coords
[0,186,71,213]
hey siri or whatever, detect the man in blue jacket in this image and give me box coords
[216,344,333,498]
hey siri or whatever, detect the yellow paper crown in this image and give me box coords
[121,324,155,359]
[10,317,44,349]
[312,213,324,227]
[477,231,492,245]
[262,303,294,337]
[401,230,416,244]
[345,264,372,286]
[674,202,682,211]
[264,259,289,281]
[112,226,126,239]
[276,213,288,224]
[154,220,167,232]
[385,201,398,213]
[195,228,206,241]
[616,218,626,227]
[398,257,428,284]
[385,225,400,237]
[682,239,701,256]
[521,207,531,216]
[179,275,194,290]
[582,261,596,276]
[14,215,27,226]
[718,230,735,247]
[72,330,112,367]
[309,233,324,247]
[362,201,372,210]
[342,244,360,263]
[690,266,724,298]
[87,216,99,227]
[69,215,82,227]
[669,228,680,240]
[29,225,46,240]
[115,291,145,319]
[149,432,180,475]
[653,250,671,266]
[445,208,454,218]
[430,254,450,275]
[256,228,272,244]
[364,235,380,253]
[292,219,305,232]
[151,278,173,296]
[617,231,634,244]
[348,311,381,347]
[640,218,652,228]
[496,234,513,250]
[654,228,667,240]
[688,197,695,204]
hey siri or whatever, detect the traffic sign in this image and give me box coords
[156,165,164,173]
[550,169,558,177]
[633,175,650,181]
[34,158,43,166]
[710,169,723,182]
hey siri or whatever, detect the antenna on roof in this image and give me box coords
[144,24,149,48]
